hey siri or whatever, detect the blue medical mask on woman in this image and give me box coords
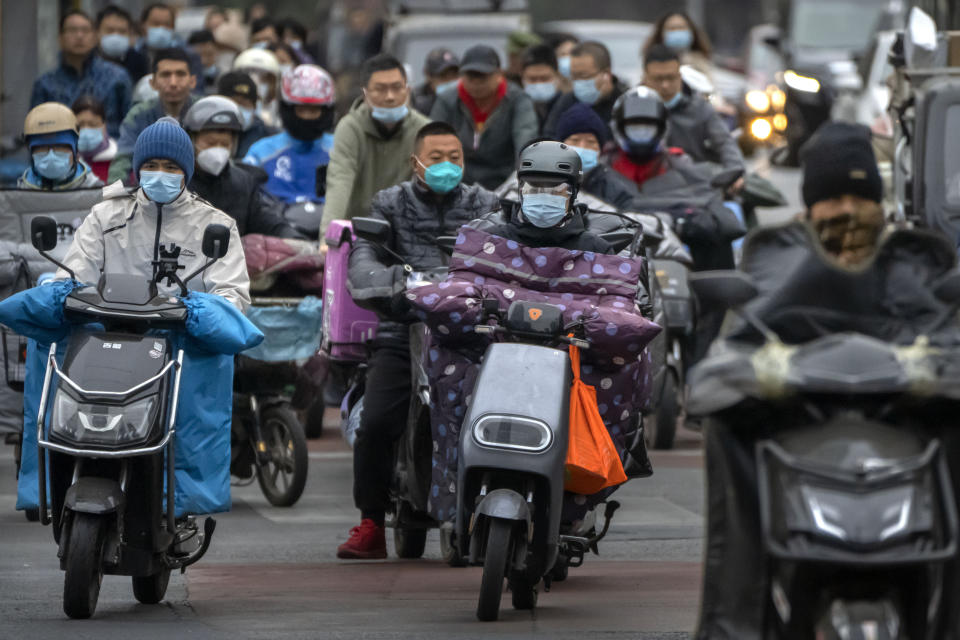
[664,29,694,51]
[32,149,74,181]
[146,26,174,50]
[418,159,463,194]
[140,170,184,204]
[100,33,130,58]
[435,79,459,96]
[77,127,105,153]
[573,78,601,106]
[370,103,409,124]
[524,81,558,103]
[521,193,569,228]
[572,146,599,173]
[558,56,572,78]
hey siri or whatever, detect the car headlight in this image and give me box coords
[750,117,773,141]
[52,391,158,446]
[745,90,771,113]
[473,415,552,452]
[783,70,821,93]
[769,88,786,110]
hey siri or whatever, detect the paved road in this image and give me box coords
[0,156,801,639]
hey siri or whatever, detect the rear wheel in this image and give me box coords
[477,518,512,621]
[441,526,466,567]
[62,512,105,619]
[132,567,171,604]
[648,369,680,450]
[510,575,538,610]
[256,406,309,507]
[394,527,427,559]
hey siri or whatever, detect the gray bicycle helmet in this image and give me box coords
[517,140,582,200]
[182,96,244,133]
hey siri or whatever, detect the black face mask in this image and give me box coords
[280,103,334,141]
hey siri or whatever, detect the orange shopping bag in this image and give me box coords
[564,343,628,495]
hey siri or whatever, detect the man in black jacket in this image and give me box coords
[339,122,500,559]
[183,96,301,238]
[542,41,628,143]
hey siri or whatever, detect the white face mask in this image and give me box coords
[196,146,231,176]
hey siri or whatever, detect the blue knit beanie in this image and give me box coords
[133,117,194,181]
[555,102,608,146]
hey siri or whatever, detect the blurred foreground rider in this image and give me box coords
[800,122,885,267]
[19,103,103,191]
[338,122,500,559]
[184,96,302,238]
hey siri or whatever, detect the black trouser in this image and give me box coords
[353,345,411,521]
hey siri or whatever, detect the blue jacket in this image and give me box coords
[30,53,132,138]
[243,131,334,205]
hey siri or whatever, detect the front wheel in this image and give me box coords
[62,512,105,619]
[648,369,680,450]
[477,518,512,621]
[394,527,427,559]
[132,567,171,604]
[256,406,309,507]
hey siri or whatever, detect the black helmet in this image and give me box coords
[610,86,668,161]
[517,140,582,199]
[182,96,244,133]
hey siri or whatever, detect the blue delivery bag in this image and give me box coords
[242,296,322,363]
[0,285,263,516]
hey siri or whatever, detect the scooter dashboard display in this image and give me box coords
[65,279,188,327]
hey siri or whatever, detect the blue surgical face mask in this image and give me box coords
[140,170,184,204]
[435,79,459,96]
[664,29,694,51]
[625,124,659,144]
[146,26,174,50]
[573,77,601,106]
[100,33,130,58]
[204,64,219,79]
[32,149,74,181]
[251,40,270,50]
[558,56,571,79]
[664,91,684,110]
[289,40,303,50]
[417,159,463,194]
[370,103,409,124]
[521,193,569,228]
[237,106,255,131]
[77,127,105,153]
[524,81,557,103]
[572,146,599,173]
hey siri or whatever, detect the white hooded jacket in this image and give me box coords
[58,180,251,311]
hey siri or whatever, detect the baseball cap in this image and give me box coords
[424,48,460,75]
[460,45,500,74]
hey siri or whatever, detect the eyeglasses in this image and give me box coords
[366,82,407,98]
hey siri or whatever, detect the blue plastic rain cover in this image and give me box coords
[242,296,322,362]
[0,285,263,516]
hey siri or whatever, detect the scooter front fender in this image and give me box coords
[64,477,124,515]
[473,489,531,530]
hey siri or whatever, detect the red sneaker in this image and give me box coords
[337,518,387,559]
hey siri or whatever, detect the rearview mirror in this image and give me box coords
[599,230,636,253]
[689,270,759,309]
[352,217,391,244]
[933,270,960,305]
[201,224,230,259]
[710,168,745,190]
[31,216,58,252]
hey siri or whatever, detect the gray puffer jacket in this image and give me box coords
[347,179,500,345]
[665,93,744,173]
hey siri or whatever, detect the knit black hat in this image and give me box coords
[801,122,882,208]
[555,102,607,146]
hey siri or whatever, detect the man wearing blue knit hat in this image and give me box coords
[58,117,251,310]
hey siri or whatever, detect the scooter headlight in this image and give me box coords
[473,415,553,453]
[52,391,159,446]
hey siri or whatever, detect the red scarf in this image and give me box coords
[611,148,684,187]
[457,78,508,130]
